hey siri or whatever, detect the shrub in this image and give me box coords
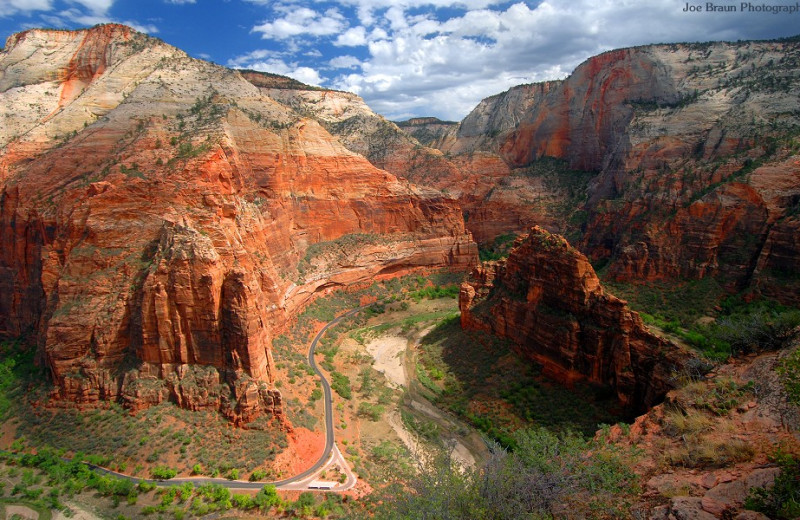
[331,372,352,399]
[778,348,800,406]
[232,493,255,510]
[253,484,282,510]
[249,469,268,482]
[746,452,800,519]
[357,402,385,421]
[138,480,157,493]
[151,466,177,480]
[716,309,799,355]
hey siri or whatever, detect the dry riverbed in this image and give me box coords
[351,299,488,471]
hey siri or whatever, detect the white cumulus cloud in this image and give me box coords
[334,26,367,46]
[329,54,362,69]
[70,0,114,14]
[0,0,53,17]
[239,0,799,120]
[252,7,346,40]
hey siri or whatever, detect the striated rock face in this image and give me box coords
[257,83,465,192]
[264,82,581,244]
[459,227,688,413]
[395,117,459,151]
[452,82,561,156]
[401,38,800,303]
[0,25,477,424]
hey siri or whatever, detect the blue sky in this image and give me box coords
[1,0,798,121]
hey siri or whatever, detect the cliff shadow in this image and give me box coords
[416,315,628,444]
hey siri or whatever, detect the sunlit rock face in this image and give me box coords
[400,39,800,303]
[0,25,476,424]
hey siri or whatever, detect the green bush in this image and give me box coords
[331,372,352,399]
[249,468,268,482]
[716,308,800,355]
[138,480,157,493]
[745,452,800,519]
[252,484,282,510]
[408,284,460,302]
[372,426,639,519]
[357,402,385,421]
[778,348,800,406]
[232,493,255,510]
[151,466,177,480]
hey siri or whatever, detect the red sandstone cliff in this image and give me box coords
[459,227,688,413]
[0,25,477,424]
[402,39,800,304]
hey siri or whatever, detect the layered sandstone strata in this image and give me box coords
[0,25,476,424]
[460,227,688,413]
[404,39,800,303]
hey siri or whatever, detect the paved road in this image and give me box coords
[54,307,363,491]
[306,308,362,472]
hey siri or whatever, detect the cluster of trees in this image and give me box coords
[371,427,638,519]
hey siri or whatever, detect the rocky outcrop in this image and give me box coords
[256,81,464,192]
[0,25,477,424]
[459,227,687,413]
[602,347,800,519]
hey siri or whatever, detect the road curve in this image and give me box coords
[305,307,363,471]
[23,307,364,491]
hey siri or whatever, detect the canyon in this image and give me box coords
[403,40,800,302]
[1,25,799,435]
[1,23,800,520]
[262,37,800,305]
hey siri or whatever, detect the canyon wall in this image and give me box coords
[404,39,800,303]
[0,25,476,424]
[460,227,688,413]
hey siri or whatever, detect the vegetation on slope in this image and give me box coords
[0,340,287,483]
[416,316,624,445]
[604,280,800,362]
[370,426,640,519]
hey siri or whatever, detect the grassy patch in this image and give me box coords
[603,277,725,328]
[9,397,286,479]
[658,377,757,469]
[330,372,352,400]
[407,284,460,302]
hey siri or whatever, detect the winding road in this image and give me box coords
[77,308,363,491]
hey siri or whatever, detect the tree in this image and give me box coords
[253,485,282,511]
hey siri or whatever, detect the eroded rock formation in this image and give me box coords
[0,25,477,424]
[459,227,688,413]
